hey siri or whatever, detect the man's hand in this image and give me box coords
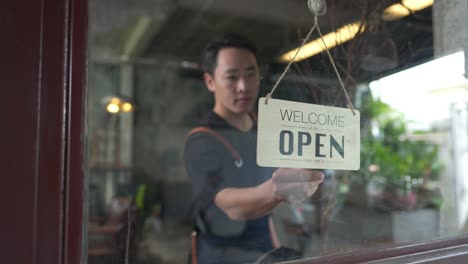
[214,169,324,220]
[272,168,324,206]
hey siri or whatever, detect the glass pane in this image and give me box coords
[86,0,468,263]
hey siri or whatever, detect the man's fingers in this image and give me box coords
[273,181,320,195]
[271,168,324,205]
[272,168,324,183]
[273,181,321,204]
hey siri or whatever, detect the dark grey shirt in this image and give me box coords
[184,111,275,253]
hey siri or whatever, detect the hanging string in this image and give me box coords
[315,16,356,115]
[264,0,356,115]
[265,23,317,105]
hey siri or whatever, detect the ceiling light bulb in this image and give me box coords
[110,97,121,105]
[383,0,434,21]
[106,103,120,114]
[279,21,364,62]
[122,102,133,112]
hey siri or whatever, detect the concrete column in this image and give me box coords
[120,63,134,168]
[432,0,468,236]
[433,0,468,57]
[103,64,134,204]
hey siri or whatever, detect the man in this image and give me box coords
[184,34,324,263]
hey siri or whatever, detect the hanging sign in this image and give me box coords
[257,97,360,170]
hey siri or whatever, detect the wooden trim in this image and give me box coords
[1,0,86,262]
[35,0,68,262]
[369,244,468,264]
[63,0,88,263]
[0,0,43,263]
[292,236,468,263]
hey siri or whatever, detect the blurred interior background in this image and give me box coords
[85,1,468,263]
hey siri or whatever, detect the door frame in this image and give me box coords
[1,0,87,263]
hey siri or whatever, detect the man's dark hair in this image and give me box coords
[201,34,257,75]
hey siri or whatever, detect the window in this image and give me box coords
[85,0,468,263]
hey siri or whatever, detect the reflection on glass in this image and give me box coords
[86,0,468,263]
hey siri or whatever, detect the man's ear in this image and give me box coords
[204,72,216,93]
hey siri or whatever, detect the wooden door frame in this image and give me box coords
[1,0,87,263]
[64,0,88,263]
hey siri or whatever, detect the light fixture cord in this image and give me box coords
[125,197,132,264]
[265,15,356,115]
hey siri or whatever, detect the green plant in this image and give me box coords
[359,97,442,192]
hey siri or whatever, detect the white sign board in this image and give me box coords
[257,97,360,170]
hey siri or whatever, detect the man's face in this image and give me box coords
[204,47,260,116]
